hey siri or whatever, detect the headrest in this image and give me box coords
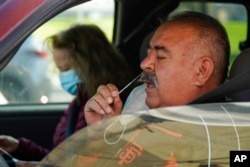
[229,48,250,101]
[229,48,250,78]
[190,48,250,104]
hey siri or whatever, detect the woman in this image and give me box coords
[0,24,133,161]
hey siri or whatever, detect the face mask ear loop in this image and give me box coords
[104,116,127,145]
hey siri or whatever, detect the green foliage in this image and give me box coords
[222,21,247,66]
[34,17,114,41]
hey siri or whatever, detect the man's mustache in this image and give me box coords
[140,71,158,87]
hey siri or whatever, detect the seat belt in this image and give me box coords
[66,101,80,137]
[190,70,250,104]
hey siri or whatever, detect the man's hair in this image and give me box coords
[163,11,230,83]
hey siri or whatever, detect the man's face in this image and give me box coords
[140,23,199,108]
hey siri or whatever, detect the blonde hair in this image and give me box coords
[47,24,132,100]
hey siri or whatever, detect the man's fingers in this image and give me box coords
[84,83,122,127]
[106,83,119,97]
[96,84,119,104]
[91,93,113,114]
[90,84,119,114]
[96,85,114,104]
[85,97,106,115]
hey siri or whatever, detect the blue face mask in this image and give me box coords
[59,69,81,95]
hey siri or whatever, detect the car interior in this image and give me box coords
[0,0,250,165]
[228,48,250,101]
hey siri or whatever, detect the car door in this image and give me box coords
[0,0,115,149]
[1,0,250,160]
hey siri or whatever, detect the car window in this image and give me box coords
[171,2,247,67]
[0,0,115,105]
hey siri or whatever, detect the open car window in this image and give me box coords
[0,0,115,104]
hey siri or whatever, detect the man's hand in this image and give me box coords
[84,83,123,126]
[0,135,19,154]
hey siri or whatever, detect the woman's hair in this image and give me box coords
[46,24,132,100]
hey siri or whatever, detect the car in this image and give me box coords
[0,35,52,104]
[40,102,250,167]
[0,0,250,166]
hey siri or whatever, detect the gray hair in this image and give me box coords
[162,11,230,83]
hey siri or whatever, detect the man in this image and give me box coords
[84,11,230,125]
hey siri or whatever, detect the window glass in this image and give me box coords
[171,2,247,66]
[0,0,114,105]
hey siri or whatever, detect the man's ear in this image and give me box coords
[193,56,214,86]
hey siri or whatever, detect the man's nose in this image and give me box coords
[140,53,154,71]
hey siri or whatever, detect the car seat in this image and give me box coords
[190,49,250,104]
[228,48,250,101]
